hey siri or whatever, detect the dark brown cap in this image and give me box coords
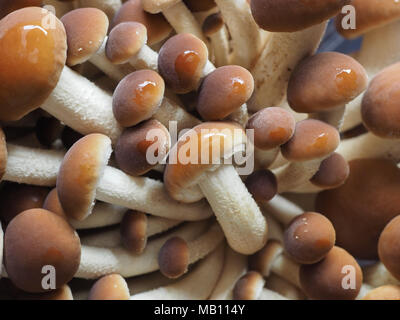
[89,274,130,300]
[233,271,265,300]
[245,170,277,203]
[158,237,189,279]
[120,210,148,254]
[310,152,349,188]
[378,215,400,281]
[184,0,216,12]
[202,12,224,37]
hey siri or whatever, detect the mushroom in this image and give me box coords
[378,215,400,282]
[77,0,122,20]
[4,208,81,293]
[158,237,189,279]
[233,271,265,300]
[88,274,130,300]
[245,169,278,204]
[363,285,400,300]
[164,122,268,255]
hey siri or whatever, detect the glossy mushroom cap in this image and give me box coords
[288,52,368,113]
[310,152,349,189]
[0,0,42,19]
[378,215,400,281]
[363,285,400,300]
[300,246,362,300]
[281,119,340,161]
[164,122,247,202]
[0,182,49,224]
[158,237,189,279]
[245,170,277,203]
[111,0,172,45]
[316,159,400,259]
[336,0,400,39]
[197,65,254,121]
[202,13,224,37]
[0,7,67,121]
[362,62,400,138]
[56,134,112,221]
[61,8,109,66]
[248,240,284,277]
[106,22,147,64]
[120,210,148,254]
[158,33,209,94]
[115,120,170,176]
[246,107,296,150]
[233,271,265,300]
[184,0,216,12]
[113,70,165,127]
[251,0,349,32]
[284,212,336,265]
[88,274,130,300]
[4,208,81,293]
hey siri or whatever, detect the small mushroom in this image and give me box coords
[378,215,400,281]
[245,169,277,204]
[158,237,189,279]
[233,271,265,300]
[88,274,130,300]
[120,211,148,254]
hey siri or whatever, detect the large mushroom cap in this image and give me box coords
[56,134,112,221]
[288,52,368,113]
[362,62,400,138]
[251,0,349,32]
[158,237,189,279]
[363,285,400,300]
[61,8,109,66]
[0,7,67,121]
[88,274,130,300]
[0,0,42,19]
[378,215,400,281]
[310,152,349,189]
[300,246,362,300]
[316,159,400,259]
[4,208,81,293]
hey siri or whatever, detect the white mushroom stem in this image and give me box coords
[342,20,400,132]
[254,148,280,169]
[130,243,225,300]
[260,195,303,226]
[207,25,230,67]
[363,262,400,288]
[309,105,346,130]
[265,274,306,300]
[209,245,247,300]
[78,0,122,20]
[214,0,265,69]
[127,43,159,72]
[261,211,284,243]
[290,181,331,194]
[81,216,182,247]
[198,165,268,255]
[258,288,288,300]
[249,22,327,112]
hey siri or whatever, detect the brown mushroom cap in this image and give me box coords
[202,12,224,37]
[0,0,42,19]
[61,8,109,66]
[362,62,400,138]
[245,170,277,203]
[363,285,400,300]
[88,274,130,300]
[251,0,349,32]
[0,7,67,121]
[120,210,148,254]
[310,152,349,188]
[111,0,172,45]
[158,33,209,94]
[113,70,165,127]
[246,107,296,150]
[233,271,265,300]
[158,237,189,279]
[183,0,216,12]
[0,182,49,224]
[288,52,368,113]
[281,119,340,161]
[115,120,170,176]
[316,159,400,259]
[106,22,147,64]
[197,65,254,121]
[378,215,400,281]
[284,212,336,265]
[4,208,81,293]
[56,134,112,221]
[17,284,73,300]
[300,246,362,300]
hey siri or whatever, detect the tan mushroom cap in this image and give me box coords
[202,12,224,37]
[184,0,216,12]
[0,7,67,121]
[158,33,209,94]
[336,0,400,39]
[233,271,265,300]
[246,107,296,150]
[158,237,189,279]
[284,212,336,265]
[164,122,247,202]
[120,210,148,254]
[316,159,400,260]
[245,170,277,203]
[362,62,400,138]
[288,52,368,113]
[115,120,170,176]
[300,246,362,300]
[111,0,172,45]
[106,22,147,64]
[88,274,130,300]
[378,215,400,281]
[250,0,349,32]
[310,152,349,188]
[363,285,400,300]
[4,208,81,293]
[0,0,42,19]
[281,119,340,162]
[56,134,112,221]
[197,65,254,121]
[248,240,283,277]
[42,188,68,220]
[61,8,109,66]
[113,70,165,128]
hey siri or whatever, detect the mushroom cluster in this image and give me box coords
[0,0,399,301]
